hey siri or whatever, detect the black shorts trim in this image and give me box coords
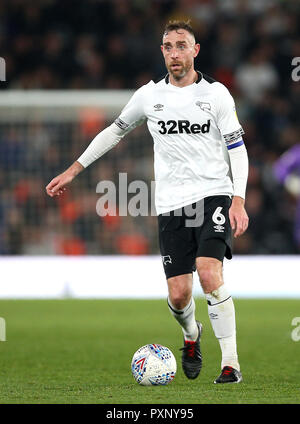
[165,268,194,280]
[196,237,232,262]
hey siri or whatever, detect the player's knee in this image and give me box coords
[197,262,213,282]
[197,263,222,293]
[169,290,190,310]
[168,276,191,310]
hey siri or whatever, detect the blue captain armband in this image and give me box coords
[227,139,244,150]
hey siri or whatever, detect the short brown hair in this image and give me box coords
[163,20,195,40]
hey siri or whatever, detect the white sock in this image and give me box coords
[167,297,199,341]
[205,284,240,371]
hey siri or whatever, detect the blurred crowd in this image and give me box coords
[1,0,300,255]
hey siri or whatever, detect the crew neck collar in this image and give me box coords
[165,70,202,87]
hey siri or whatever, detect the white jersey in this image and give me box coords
[115,72,245,215]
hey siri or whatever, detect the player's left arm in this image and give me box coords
[215,84,249,238]
[227,144,249,238]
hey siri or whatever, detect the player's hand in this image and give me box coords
[46,171,73,197]
[229,196,249,238]
[46,161,84,197]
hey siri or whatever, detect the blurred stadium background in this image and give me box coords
[0,0,300,297]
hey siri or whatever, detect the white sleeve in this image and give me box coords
[114,85,147,134]
[228,144,249,199]
[215,83,245,150]
[215,83,248,198]
[77,85,147,168]
[77,123,124,168]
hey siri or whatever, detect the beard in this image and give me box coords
[167,60,193,81]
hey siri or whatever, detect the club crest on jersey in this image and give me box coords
[162,255,172,265]
[154,104,164,111]
[195,101,211,111]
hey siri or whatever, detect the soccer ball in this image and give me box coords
[131,344,176,386]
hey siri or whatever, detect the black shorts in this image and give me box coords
[158,195,233,279]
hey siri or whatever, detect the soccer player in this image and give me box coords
[46,20,249,384]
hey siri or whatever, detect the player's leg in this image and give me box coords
[158,210,202,379]
[158,210,198,340]
[167,273,198,341]
[167,273,202,379]
[196,256,241,381]
[195,195,242,383]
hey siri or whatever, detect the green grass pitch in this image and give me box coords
[0,298,299,404]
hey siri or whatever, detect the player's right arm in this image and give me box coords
[45,85,147,197]
[46,160,84,197]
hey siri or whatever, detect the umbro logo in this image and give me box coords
[154,103,164,111]
[213,224,224,233]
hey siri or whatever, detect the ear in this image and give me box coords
[160,45,164,55]
[194,43,200,58]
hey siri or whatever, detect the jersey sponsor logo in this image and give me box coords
[154,103,164,111]
[158,119,211,135]
[195,101,211,111]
